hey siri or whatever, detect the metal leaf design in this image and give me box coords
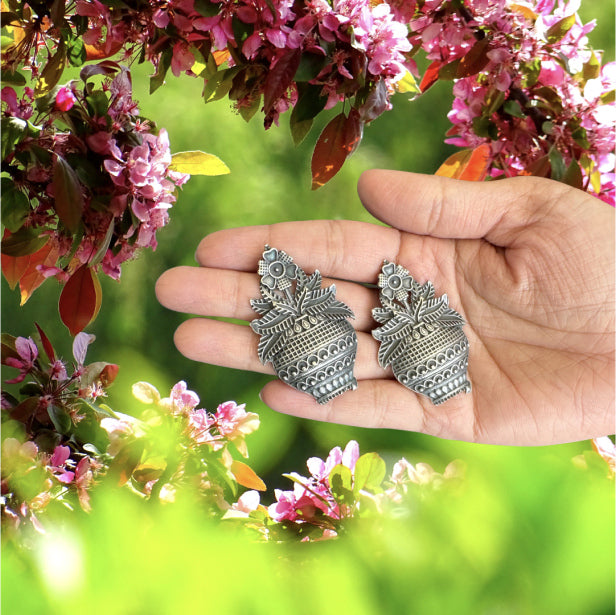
[372,313,413,342]
[257,329,288,363]
[250,309,296,335]
[251,246,356,370]
[372,259,471,404]
[250,298,273,315]
[378,337,405,368]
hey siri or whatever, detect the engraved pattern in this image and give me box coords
[251,246,358,404]
[372,261,471,405]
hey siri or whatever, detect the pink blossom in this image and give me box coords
[231,490,261,514]
[268,483,328,522]
[188,401,259,456]
[55,86,76,112]
[5,337,38,384]
[101,416,134,456]
[49,360,68,381]
[73,332,96,366]
[171,42,196,77]
[160,381,200,416]
[48,445,75,484]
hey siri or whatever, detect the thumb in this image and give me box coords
[357,170,574,246]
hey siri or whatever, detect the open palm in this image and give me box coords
[156,172,614,445]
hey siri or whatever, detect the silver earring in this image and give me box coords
[372,261,471,405]
[251,246,357,404]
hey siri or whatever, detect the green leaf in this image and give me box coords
[67,38,86,67]
[472,116,498,140]
[503,100,525,118]
[522,58,541,87]
[1,69,26,85]
[546,14,576,43]
[89,219,115,267]
[238,94,261,123]
[562,158,584,190]
[329,464,354,505]
[194,0,220,17]
[1,116,27,161]
[353,453,386,495]
[150,48,172,94]
[582,50,601,82]
[1,178,30,232]
[52,154,85,232]
[34,42,67,97]
[48,405,72,435]
[295,53,327,82]
[548,148,566,181]
[293,83,327,123]
[169,151,230,175]
[1,227,48,257]
[232,16,253,45]
[85,89,109,117]
[571,126,590,149]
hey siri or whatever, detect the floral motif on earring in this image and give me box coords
[372,260,471,405]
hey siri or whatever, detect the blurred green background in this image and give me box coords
[2,3,614,613]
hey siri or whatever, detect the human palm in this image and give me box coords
[156,171,614,445]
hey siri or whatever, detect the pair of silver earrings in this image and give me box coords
[250,246,471,406]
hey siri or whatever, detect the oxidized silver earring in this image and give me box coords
[251,246,358,404]
[372,261,471,405]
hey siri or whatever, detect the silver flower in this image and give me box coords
[258,246,297,291]
[378,261,413,301]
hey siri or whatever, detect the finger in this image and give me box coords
[173,318,386,380]
[156,266,380,331]
[357,170,573,246]
[260,379,476,441]
[195,219,400,283]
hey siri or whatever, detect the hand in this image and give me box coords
[156,172,615,445]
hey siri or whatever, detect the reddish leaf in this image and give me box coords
[1,252,30,290]
[231,460,266,491]
[35,322,55,363]
[18,242,59,305]
[213,49,230,66]
[132,461,166,484]
[59,265,98,335]
[10,397,39,423]
[435,144,491,181]
[518,155,551,178]
[84,40,123,61]
[1,226,48,257]
[100,363,119,387]
[52,155,84,233]
[420,60,442,92]
[456,38,491,78]
[311,109,363,190]
[263,50,301,114]
[110,440,145,486]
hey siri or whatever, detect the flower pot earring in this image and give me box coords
[251,246,358,404]
[372,261,471,405]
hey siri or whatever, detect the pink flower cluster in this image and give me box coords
[2,331,114,425]
[1,438,94,534]
[72,0,412,126]
[1,68,189,283]
[402,0,615,203]
[269,440,359,529]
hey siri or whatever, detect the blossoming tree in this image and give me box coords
[1,0,614,543]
